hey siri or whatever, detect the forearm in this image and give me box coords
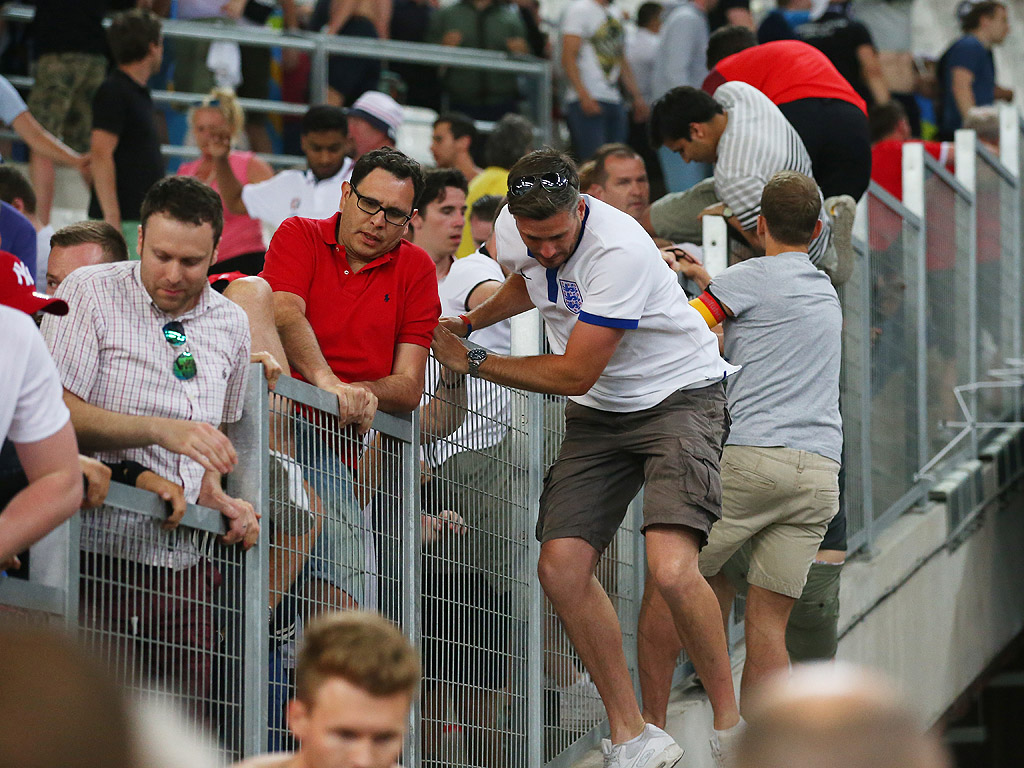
[420,377,467,442]
[561,50,590,101]
[91,154,121,226]
[464,274,534,333]
[326,0,356,33]
[475,352,594,397]
[866,72,890,105]
[352,374,421,413]
[65,391,165,452]
[0,469,81,562]
[619,60,644,103]
[275,299,336,388]
[215,154,247,215]
[12,112,81,166]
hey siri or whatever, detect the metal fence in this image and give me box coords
[3,108,1024,767]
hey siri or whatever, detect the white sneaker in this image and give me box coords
[557,672,606,731]
[824,194,857,286]
[601,724,684,768]
[710,720,746,768]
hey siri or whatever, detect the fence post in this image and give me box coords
[401,410,422,767]
[309,38,329,105]
[701,215,729,277]
[903,144,929,473]
[852,197,874,548]
[998,105,1021,419]
[226,364,270,756]
[512,309,546,767]
[955,130,979,455]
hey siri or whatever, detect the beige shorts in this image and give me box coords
[699,445,839,598]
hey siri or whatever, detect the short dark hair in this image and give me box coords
[760,171,821,247]
[485,114,536,170]
[961,1,1004,31]
[585,143,642,187]
[706,25,757,70]
[470,194,504,223]
[435,112,478,143]
[418,168,468,209]
[649,86,724,147]
[350,147,425,210]
[140,176,224,248]
[506,148,580,220]
[50,221,129,263]
[301,105,347,136]
[868,101,907,143]
[637,2,662,29]
[107,9,161,65]
[296,612,420,704]
[0,166,36,214]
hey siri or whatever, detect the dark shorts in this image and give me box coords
[537,383,731,553]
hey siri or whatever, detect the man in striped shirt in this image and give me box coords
[644,82,856,285]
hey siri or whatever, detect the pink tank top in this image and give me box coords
[178,150,266,262]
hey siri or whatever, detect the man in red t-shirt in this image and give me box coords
[260,147,440,611]
[703,26,872,201]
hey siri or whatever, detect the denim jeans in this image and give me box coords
[565,99,629,161]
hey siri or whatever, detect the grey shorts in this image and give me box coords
[537,383,730,554]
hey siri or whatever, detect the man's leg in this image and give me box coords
[537,536,646,744]
[645,525,740,731]
[648,178,719,243]
[740,584,795,710]
[637,578,682,728]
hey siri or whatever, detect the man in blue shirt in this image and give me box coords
[0,201,38,280]
[938,1,1012,137]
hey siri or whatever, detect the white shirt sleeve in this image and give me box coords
[5,309,70,444]
[0,74,28,126]
[578,241,656,329]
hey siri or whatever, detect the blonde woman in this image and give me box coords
[178,88,274,275]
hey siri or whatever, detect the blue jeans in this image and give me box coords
[658,145,711,194]
[294,421,366,606]
[566,99,629,161]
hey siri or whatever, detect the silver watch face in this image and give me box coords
[467,348,488,364]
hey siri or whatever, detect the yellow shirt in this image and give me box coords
[456,166,509,258]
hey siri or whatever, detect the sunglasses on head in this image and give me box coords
[162,321,197,381]
[508,172,572,198]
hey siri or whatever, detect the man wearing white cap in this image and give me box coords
[345,91,403,160]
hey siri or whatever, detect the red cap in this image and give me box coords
[0,251,68,316]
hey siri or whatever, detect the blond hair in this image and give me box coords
[191,87,245,140]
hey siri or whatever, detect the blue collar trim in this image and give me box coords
[531,201,591,305]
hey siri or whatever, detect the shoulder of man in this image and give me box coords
[232,754,294,768]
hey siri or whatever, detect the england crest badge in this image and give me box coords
[559,279,584,314]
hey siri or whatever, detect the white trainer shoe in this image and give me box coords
[710,719,746,768]
[601,724,684,768]
[557,672,606,731]
[824,194,857,286]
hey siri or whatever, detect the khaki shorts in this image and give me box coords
[537,384,730,554]
[699,445,839,598]
[27,52,107,152]
[721,546,843,661]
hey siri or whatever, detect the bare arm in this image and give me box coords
[374,0,393,39]
[440,273,535,337]
[11,111,84,168]
[90,129,121,228]
[951,66,976,122]
[2,422,82,565]
[561,34,600,115]
[420,370,468,442]
[432,320,624,397]
[618,56,649,121]
[352,342,429,414]
[63,389,238,475]
[856,44,890,106]
[208,130,249,215]
[325,0,358,34]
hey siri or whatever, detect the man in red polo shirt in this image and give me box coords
[702,26,872,202]
[260,147,439,611]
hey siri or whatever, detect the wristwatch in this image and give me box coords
[721,205,734,218]
[467,347,488,378]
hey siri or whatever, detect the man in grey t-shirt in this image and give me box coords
[641,170,841,719]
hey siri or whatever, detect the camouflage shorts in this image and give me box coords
[27,52,107,152]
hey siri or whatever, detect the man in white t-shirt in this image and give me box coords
[212,105,353,233]
[0,278,81,569]
[560,0,649,161]
[431,149,743,767]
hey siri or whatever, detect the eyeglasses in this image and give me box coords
[508,172,572,198]
[163,321,197,381]
[350,187,413,226]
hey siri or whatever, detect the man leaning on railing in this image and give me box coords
[39,177,259,701]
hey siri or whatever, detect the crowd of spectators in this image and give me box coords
[0,1,1018,768]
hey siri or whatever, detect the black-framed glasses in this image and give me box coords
[350,187,413,226]
[508,172,572,198]
[163,321,197,381]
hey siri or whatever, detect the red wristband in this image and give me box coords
[458,314,473,337]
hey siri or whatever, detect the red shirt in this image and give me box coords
[261,213,440,386]
[703,40,867,114]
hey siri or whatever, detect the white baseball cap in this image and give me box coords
[346,91,404,142]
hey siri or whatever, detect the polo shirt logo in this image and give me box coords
[384,294,390,302]
[290,196,301,211]
[559,279,583,314]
